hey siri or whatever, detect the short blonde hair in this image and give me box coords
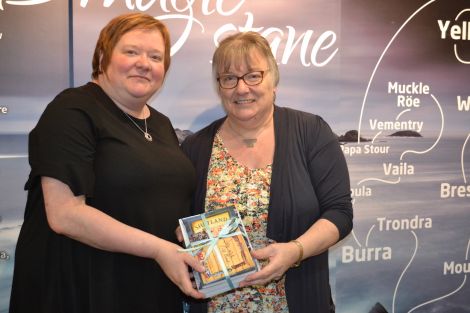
[91,13,171,79]
[212,31,279,87]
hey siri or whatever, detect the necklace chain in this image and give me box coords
[226,117,272,148]
[122,111,153,142]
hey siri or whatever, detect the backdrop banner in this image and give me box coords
[0,1,469,312]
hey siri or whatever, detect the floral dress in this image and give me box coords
[204,133,289,313]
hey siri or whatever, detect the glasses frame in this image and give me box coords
[217,70,268,89]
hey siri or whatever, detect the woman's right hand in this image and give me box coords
[153,238,206,299]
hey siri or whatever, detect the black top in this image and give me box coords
[181,105,353,313]
[9,82,195,313]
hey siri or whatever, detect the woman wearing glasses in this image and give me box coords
[181,31,353,313]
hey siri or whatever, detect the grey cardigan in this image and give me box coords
[181,105,353,313]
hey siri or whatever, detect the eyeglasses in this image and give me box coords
[217,70,267,89]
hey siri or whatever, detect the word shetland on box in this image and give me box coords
[179,206,260,298]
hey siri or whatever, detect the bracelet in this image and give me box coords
[290,240,303,268]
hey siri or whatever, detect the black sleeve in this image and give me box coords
[306,116,353,240]
[26,91,96,197]
[181,118,225,215]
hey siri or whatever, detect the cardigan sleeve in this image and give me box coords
[306,116,353,240]
[181,118,225,215]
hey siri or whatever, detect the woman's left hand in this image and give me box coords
[239,241,300,287]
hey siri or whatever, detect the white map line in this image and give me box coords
[357,0,437,141]
[365,225,375,247]
[372,131,382,143]
[393,230,418,313]
[455,8,470,19]
[349,225,377,254]
[462,134,470,184]
[400,94,444,160]
[350,192,380,249]
[358,177,401,185]
[407,276,467,313]
[5,0,50,5]
[454,9,470,64]
[454,45,470,64]
[396,109,411,120]
[407,238,470,312]
[466,238,470,261]
[350,229,362,248]
[0,154,27,159]
[0,0,50,11]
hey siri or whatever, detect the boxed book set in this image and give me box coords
[179,206,260,298]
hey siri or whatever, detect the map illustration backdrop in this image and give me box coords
[0,1,469,312]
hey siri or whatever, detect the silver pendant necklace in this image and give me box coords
[123,111,153,142]
[225,117,273,148]
[226,120,257,148]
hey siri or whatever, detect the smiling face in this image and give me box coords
[98,28,166,108]
[217,49,276,123]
